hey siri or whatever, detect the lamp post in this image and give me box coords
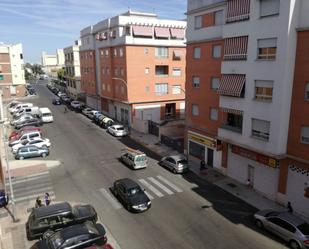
[111,77,128,94]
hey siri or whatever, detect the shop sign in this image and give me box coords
[188,132,216,148]
[232,145,278,168]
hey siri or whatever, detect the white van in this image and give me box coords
[39,107,53,123]
[10,103,34,114]
[13,106,40,119]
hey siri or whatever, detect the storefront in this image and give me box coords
[227,145,280,200]
[187,131,222,170]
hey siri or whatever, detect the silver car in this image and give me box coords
[108,125,128,137]
[159,155,189,174]
[254,210,309,249]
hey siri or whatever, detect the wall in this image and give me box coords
[80,50,96,95]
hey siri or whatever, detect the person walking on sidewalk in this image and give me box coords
[35,197,43,208]
[44,192,51,206]
[64,106,68,113]
[287,201,293,213]
[200,160,206,171]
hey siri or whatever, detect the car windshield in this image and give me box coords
[128,187,142,196]
[116,127,124,131]
[136,155,146,162]
[49,233,64,249]
[297,222,309,235]
[178,159,188,164]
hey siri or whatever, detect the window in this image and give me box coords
[119,48,124,57]
[114,68,119,76]
[172,68,181,77]
[192,104,199,116]
[258,38,277,60]
[100,50,104,56]
[105,49,109,57]
[102,68,105,75]
[113,49,117,57]
[252,118,270,141]
[211,77,220,90]
[260,0,280,17]
[193,47,201,59]
[214,10,224,25]
[155,47,168,58]
[144,67,149,74]
[106,67,110,75]
[155,83,168,95]
[255,80,273,101]
[210,108,218,121]
[107,84,111,92]
[172,85,181,94]
[0,75,3,80]
[213,45,221,58]
[193,76,200,88]
[121,86,125,94]
[120,68,124,76]
[125,26,131,35]
[155,65,168,76]
[20,54,23,59]
[194,15,202,29]
[268,218,296,233]
[301,127,309,144]
[305,83,309,100]
[102,84,106,91]
[224,113,243,132]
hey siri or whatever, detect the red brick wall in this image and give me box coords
[80,50,96,95]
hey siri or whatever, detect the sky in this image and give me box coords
[0,0,187,64]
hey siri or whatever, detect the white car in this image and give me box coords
[57,92,66,97]
[82,107,93,116]
[70,101,81,109]
[87,110,100,119]
[107,125,128,137]
[11,138,51,154]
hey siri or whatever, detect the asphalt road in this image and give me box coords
[26,80,288,249]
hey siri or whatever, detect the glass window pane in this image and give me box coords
[213,45,221,58]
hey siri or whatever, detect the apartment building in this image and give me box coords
[80,11,186,131]
[186,0,309,217]
[63,40,83,99]
[42,49,65,77]
[0,43,26,99]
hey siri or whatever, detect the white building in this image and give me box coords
[42,49,65,77]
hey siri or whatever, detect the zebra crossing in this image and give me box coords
[97,175,183,210]
[5,170,55,205]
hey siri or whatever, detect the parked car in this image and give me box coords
[120,148,147,169]
[57,92,66,97]
[9,131,42,146]
[107,125,128,137]
[82,107,93,117]
[52,98,61,105]
[11,114,36,126]
[94,113,105,124]
[30,222,107,249]
[9,126,42,141]
[10,103,34,114]
[15,118,43,130]
[15,145,49,160]
[0,190,9,208]
[88,111,101,120]
[13,107,40,119]
[60,95,70,103]
[7,100,21,109]
[70,100,81,109]
[75,103,86,113]
[159,155,189,174]
[112,178,151,212]
[254,210,309,249]
[27,86,36,95]
[26,202,98,240]
[39,108,53,123]
[99,117,114,129]
[12,138,51,154]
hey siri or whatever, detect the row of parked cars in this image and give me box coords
[7,100,53,160]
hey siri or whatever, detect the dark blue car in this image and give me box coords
[0,190,9,208]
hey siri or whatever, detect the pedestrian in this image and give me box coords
[64,106,68,113]
[44,193,51,206]
[35,197,43,208]
[287,201,293,213]
[200,159,206,171]
[246,179,252,188]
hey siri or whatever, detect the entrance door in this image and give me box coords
[165,103,176,119]
[248,165,255,187]
[207,148,214,167]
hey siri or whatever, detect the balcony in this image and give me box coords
[155,65,169,77]
[220,111,243,134]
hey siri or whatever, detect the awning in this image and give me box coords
[170,28,185,39]
[155,27,170,38]
[226,0,250,23]
[221,107,243,115]
[218,74,245,97]
[173,50,183,59]
[132,26,153,37]
[224,36,248,60]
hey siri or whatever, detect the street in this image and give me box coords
[15,80,288,249]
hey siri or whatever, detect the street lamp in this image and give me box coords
[112,77,128,95]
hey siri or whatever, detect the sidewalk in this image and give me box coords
[129,130,286,213]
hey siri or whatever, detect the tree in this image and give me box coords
[57,68,66,80]
[31,64,44,76]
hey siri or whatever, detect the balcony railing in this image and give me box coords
[220,124,242,134]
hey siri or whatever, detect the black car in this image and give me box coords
[113,178,151,212]
[30,222,107,249]
[75,103,86,113]
[15,118,43,130]
[26,202,98,240]
[52,98,61,105]
[27,87,37,95]
[0,190,9,208]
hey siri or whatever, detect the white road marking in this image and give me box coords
[144,191,154,200]
[147,177,173,195]
[99,188,122,210]
[156,175,183,193]
[138,179,164,198]
[7,175,51,186]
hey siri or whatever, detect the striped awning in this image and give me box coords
[218,74,246,97]
[132,25,153,37]
[221,107,243,115]
[224,36,248,60]
[226,0,251,23]
[155,27,170,38]
[170,28,185,39]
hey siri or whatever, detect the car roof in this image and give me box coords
[34,202,72,219]
[277,212,306,226]
[168,155,186,161]
[117,178,139,189]
[112,125,123,128]
[59,222,98,241]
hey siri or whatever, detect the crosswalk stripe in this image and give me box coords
[10,171,49,181]
[156,175,183,193]
[99,188,122,210]
[14,186,54,198]
[7,174,50,185]
[147,177,173,195]
[10,178,52,189]
[144,191,154,200]
[138,179,164,198]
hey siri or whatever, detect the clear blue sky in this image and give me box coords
[0,0,186,64]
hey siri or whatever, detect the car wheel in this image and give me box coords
[19,156,24,160]
[172,168,177,174]
[41,153,47,158]
[289,240,301,249]
[126,204,131,211]
[255,219,263,229]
